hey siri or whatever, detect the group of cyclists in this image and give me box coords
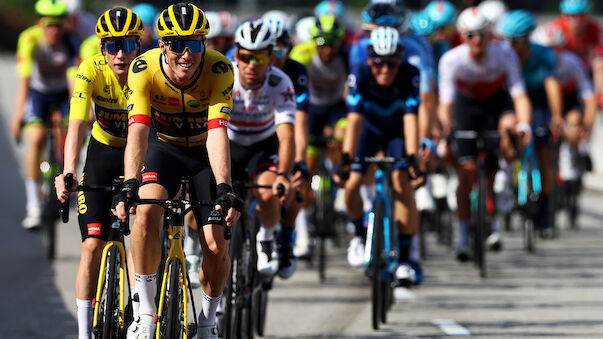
[11,0,602,338]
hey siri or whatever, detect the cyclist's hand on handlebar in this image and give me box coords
[274,173,292,205]
[516,122,532,147]
[215,183,243,227]
[55,172,77,203]
[291,161,309,190]
[111,179,139,222]
[334,152,351,186]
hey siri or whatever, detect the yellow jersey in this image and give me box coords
[70,53,129,148]
[126,48,233,147]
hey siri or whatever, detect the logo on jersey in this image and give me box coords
[188,100,200,108]
[76,73,91,83]
[221,83,233,97]
[72,92,85,99]
[103,85,111,94]
[212,61,232,74]
[87,223,102,236]
[132,59,148,73]
[268,75,282,87]
[281,87,294,102]
[220,107,232,115]
[168,97,180,106]
[297,75,308,86]
[127,104,134,111]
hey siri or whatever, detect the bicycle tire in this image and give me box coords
[224,221,243,339]
[41,193,59,260]
[476,170,487,278]
[99,245,119,339]
[255,288,268,336]
[371,199,385,330]
[162,257,183,339]
[523,215,535,253]
[314,171,334,281]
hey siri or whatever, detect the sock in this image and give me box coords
[359,184,376,212]
[279,226,294,248]
[76,299,92,339]
[132,292,140,320]
[410,234,420,262]
[350,218,364,238]
[197,290,222,327]
[25,179,41,211]
[257,223,279,242]
[458,219,469,247]
[135,273,157,316]
[398,233,413,263]
[294,208,309,240]
[183,227,200,257]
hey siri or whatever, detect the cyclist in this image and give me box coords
[54,8,143,338]
[497,10,563,241]
[268,19,311,278]
[340,26,420,283]
[12,0,77,229]
[131,3,159,53]
[478,0,508,29]
[552,0,603,109]
[228,19,296,276]
[438,7,532,261]
[112,4,242,338]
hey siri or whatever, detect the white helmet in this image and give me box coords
[218,11,238,36]
[262,10,290,29]
[530,24,565,47]
[205,11,223,39]
[456,6,490,34]
[235,19,274,51]
[369,26,402,57]
[294,16,316,43]
[478,0,508,26]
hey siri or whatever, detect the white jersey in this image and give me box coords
[438,42,526,103]
[228,65,296,146]
[308,54,347,106]
[556,50,594,100]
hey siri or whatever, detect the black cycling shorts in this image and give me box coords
[141,133,216,226]
[562,90,582,116]
[230,134,278,197]
[78,137,124,241]
[452,90,514,164]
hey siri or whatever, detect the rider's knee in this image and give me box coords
[81,237,105,257]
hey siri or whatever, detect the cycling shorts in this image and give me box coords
[23,88,69,126]
[307,101,347,144]
[78,137,124,241]
[452,90,513,164]
[562,90,582,116]
[140,132,217,226]
[351,118,408,174]
[230,134,278,197]
[528,88,552,146]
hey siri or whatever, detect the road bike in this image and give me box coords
[517,141,541,253]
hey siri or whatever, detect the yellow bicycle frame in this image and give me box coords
[92,241,127,332]
[155,222,191,338]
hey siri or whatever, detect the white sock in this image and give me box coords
[410,235,420,262]
[294,209,308,239]
[257,223,279,242]
[458,219,469,247]
[198,290,222,327]
[360,184,376,213]
[76,298,92,339]
[135,273,157,316]
[132,292,140,320]
[25,179,41,211]
[184,227,200,256]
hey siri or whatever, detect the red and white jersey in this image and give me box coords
[556,50,594,100]
[229,65,296,146]
[438,42,526,103]
[552,16,603,67]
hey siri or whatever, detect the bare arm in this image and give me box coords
[404,114,419,157]
[418,89,435,140]
[342,112,363,157]
[63,119,88,175]
[294,110,308,163]
[124,124,149,181]
[11,76,30,139]
[206,127,232,186]
[512,93,532,126]
[582,96,598,138]
[544,77,563,136]
[437,101,454,138]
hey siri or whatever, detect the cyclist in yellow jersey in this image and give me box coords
[53,7,143,339]
[111,4,242,338]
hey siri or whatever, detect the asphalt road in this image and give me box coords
[2,54,603,338]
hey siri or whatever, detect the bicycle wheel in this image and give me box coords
[523,213,535,253]
[40,192,60,260]
[475,170,487,278]
[160,257,183,339]
[371,199,385,330]
[96,245,120,339]
[313,171,334,281]
[255,288,269,336]
[223,221,243,339]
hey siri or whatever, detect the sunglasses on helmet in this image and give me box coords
[370,57,401,68]
[165,40,205,55]
[102,39,140,55]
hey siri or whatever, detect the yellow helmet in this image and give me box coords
[156,3,209,38]
[96,7,144,39]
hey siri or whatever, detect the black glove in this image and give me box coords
[292,161,310,180]
[407,154,421,178]
[215,183,244,213]
[111,179,139,210]
[338,153,351,180]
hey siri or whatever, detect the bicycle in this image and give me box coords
[135,176,229,339]
[60,173,133,339]
[221,182,285,339]
[355,156,405,330]
[517,141,541,253]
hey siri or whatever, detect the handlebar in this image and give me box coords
[60,173,74,223]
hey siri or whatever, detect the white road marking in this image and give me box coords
[394,287,416,302]
[432,319,471,336]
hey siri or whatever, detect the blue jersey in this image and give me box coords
[432,39,451,88]
[225,46,236,63]
[521,43,556,107]
[282,58,310,112]
[346,61,420,133]
[349,36,433,93]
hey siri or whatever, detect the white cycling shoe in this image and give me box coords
[395,263,416,286]
[126,314,155,339]
[347,236,365,268]
[257,241,279,276]
[22,206,41,230]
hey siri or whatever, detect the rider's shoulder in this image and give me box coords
[17,25,43,45]
[266,66,292,88]
[204,49,234,77]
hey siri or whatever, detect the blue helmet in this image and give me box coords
[410,12,437,36]
[131,3,157,27]
[314,0,345,19]
[498,10,536,38]
[368,26,403,57]
[559,0,591,15]
[361,2,407,28]
[424,0,456,28]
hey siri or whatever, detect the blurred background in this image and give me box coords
[1,0,602,52]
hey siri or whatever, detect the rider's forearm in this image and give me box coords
[437,101,453,136]
[14,77,29,121]
[342,112,363,156]
[418,90,435,139]
[544,77,563,119]
[124,124,149,181]
[513,94,532,125]
[63,119,88,174]
[294,110,308,163]
[276,124,295,173]
[207,127,232,186]
[404,114,419,156]
[583,96,598,132]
